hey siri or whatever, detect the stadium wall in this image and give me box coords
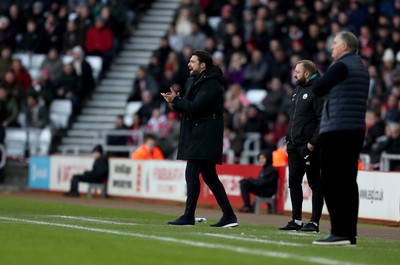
[28,156,400,223]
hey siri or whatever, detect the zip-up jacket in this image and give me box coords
[286,73,324,147]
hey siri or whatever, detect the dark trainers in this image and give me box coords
[299,222,319,232]
[210,215,238,228]
[167,215,195,226]
[279,220,303,231]
[313,234,356,246]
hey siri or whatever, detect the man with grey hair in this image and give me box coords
[313,31,369,246]
[72,45,94,99]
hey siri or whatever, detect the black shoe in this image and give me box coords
[279,220,303,231]
[167,215,195,226]
[299,221,319,232]
[64,192,80,197]
[313,234,356,246]
[210,215,238,228]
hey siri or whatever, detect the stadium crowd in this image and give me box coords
[2,0,400,170]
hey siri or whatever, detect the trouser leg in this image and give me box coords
[183,160,201,219]
[287,144,306,221]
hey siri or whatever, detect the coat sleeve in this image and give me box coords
[313,62,348,97]
[89,157,109,180]
[172,79,221,114]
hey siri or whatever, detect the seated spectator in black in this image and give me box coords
[85,17,114,72]
[24,93,49,129]
[262,77,287,122]
[363,108,386,157]
[42,13,63,52]
[63,20,84,54]
[238,149,278,213]
[243,49,268,90]
[183,21,206,51]
[29,72,54,107]
[12,58,32,98]
[2,70,23,104]
[0,86,19,128]
[374,122,400,170]
[136,90,158,125]
[127,66,159,102]
[65,145,109,197]
[100,3,125,45]
[7,4,26,42]
[40,48,64,84]
[107,115,129,157]
[0,16,16,51]
[75,5,93,46]
[154,36,171,67]
[383,94,400,123]
[55,62,82,111]
[18,19,45,54]
[71,46,94,99]
[269,48,291,82]
[31,1,46,27]
[0,45,12,78]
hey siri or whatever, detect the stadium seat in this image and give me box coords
[5,128,27,158]
[49,99,73,129]
[12,53,30,68]
[124,101,142,126]
[253,195,276,214]
[86,55,102,80]
[87,182,107,199]
[30,54,45,69]
[246,89,268,105]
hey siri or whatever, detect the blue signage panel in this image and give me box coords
[28,156,50,190]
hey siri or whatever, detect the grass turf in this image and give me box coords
[0,197,399,265]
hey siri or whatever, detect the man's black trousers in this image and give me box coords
[183,160,235,219]
[320,130,364,238]
[287,143,323,223]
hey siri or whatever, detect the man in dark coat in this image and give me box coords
[313,31,369,246]
[280,60,324,233]
[238,149,278,213]
[161,50,237,227]
[65,145,109,197]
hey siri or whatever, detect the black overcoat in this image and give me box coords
[173,65,224,164]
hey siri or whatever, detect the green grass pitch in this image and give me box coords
[0,197,399,265]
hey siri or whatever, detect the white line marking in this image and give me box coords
[199,233,306,246]
[0,217,365,265]
[45,215,140,226]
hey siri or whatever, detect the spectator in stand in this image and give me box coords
[71,46,95,99]
[43,13,63,52]
[155,36,172,69]
[7,4,25,42]
[159,111,180,159]
[75,5,93,46]
[147,107,168,134]
[128,113,143,146]
[224,83,249,114]
[0,16,16,51]
[29,73,53,107]
[363,108,386,166]
[264,112,289,149]
[198,12,214,37]
[262,77,287,122]
[183,22,206,51]
[63,20,84,54]
[24,93,49,129]
[148,54,163,83]
[250,18,269,52]
[107,115,129,157]
[136,90,158,125]
[131,133,164,160]
[0,86,19,128]
[127,66,159,102]
[55,62,82,111]
[166,24,183,53]
[225,52,246,85]
[269,48,291,82]
[85,17,113,72]
[215,4,234,48]
[108,0,128,42]
[383,94,400,122]
[2,70,22,104]
[65,144,108,197]
[11,58,32,97]
[88,0,103,19]
[238,149,278,213]
[371,122,400,170]
[243,49,268,90]
[18,19,44,54]
[0,45,12,78]
[243,104,269,135]
[175,8,192,37]
[31,1,45,27]
[40,48,64,84]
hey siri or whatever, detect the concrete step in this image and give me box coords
[123,42,159,51]
[152,2,180,9]
[96,85,132,93]
[110,65,138,72]
[62,137,99,145]
[72,122,115,130]
[134,29,166,37]
[101,79,133,86]
[67,129,101,138]
[92,93,128,101]
[147,9,175,17]
[119,51,153,58]
[86,100,126,108]
[105,71,135,79]
[138,23,170,31]
[82,107,125,116]
[128,38,160,45]
[142,16,173,23]
[77,115,116,123]
[58,144,97,154]
[114,57,150,65]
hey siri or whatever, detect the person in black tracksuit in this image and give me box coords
[161,50,237,228]
[238,149,278,213]
[279,60,324,232]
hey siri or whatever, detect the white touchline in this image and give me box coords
[45,215,141,226]
[0,217,364,265]
[198,233,306,247]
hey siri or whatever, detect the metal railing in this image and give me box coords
[380,153,400,171]
[0,144,6,168]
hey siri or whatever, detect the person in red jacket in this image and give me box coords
[131,133,164,160]
[85,16,113,72]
